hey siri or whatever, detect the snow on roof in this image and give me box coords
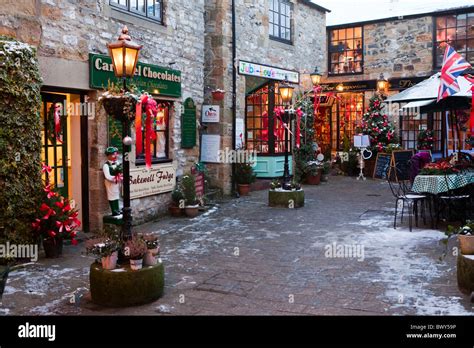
[314,0,474,26]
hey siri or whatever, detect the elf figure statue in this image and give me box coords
[103,147,123,217]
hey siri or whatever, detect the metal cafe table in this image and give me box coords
[411,172,474,228]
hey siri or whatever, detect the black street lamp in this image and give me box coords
[376,73,389,95]
[279,79,295,190]
[310,67,322,87]
[107,26,142,241]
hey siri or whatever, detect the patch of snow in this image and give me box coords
[0,307,10,315]
[344,212,473,315]
[155,304,173,314]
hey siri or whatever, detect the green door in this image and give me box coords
[41,93,69,198]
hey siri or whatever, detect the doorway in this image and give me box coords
[40,91,89,232]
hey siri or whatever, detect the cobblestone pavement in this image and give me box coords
[1,176,473,316]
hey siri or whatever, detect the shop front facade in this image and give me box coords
[1,0,205,233]
[204,0,329,191]
[320,6,474,158]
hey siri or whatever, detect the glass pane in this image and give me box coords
[468,13,474,26]
[331,30,338,41]
[338,29,346,40]
[457,26,467,40]
[457,13,467,26]
[436,29,446,42]
[346,28,354,39]
[468,39,474,51]
[269,24,274,36]
[446,27,456,42]
[137,0,145,13]
[436,17,446,30]
[446,15,457,28]
[468,25,474,39]
[354,27,362,38]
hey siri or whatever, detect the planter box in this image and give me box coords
[269,189,305,208]
[457,254,474,295]
[90,262,164,307]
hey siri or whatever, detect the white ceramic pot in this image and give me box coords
[101,251,118,270]
[130,258,143,271]
[143,247,159,266]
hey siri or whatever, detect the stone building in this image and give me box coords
[1,0,206,232]
[319,5,474,158]
[203,0,329,193]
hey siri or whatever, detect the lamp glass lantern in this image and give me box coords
[107,26,143,79]
[279,81,295,105]
[310,67,322,86]
[377,73,389,94]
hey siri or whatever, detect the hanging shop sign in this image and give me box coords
[181,98,197,148]
[238,60,300,84]
[200,134,221,163]
[89,53,182,98]
[202,105,220,123]
[130,164,176,199]
[321,76,430,93]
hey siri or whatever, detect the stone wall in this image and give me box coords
[1,0,206,232]
[204,0,327,193]
[323,15,434,85]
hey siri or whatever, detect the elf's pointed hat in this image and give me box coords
[105,147,119,155]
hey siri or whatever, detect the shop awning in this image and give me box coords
[401,99,436,109]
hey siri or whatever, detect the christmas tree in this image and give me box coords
[360,94,397,153]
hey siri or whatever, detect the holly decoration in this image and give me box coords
[417,129,436,150]
[360,95,397,153]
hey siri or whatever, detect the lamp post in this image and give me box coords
[107,26,142,241]
[279,79,295,190]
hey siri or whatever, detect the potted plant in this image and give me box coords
[448,222,474,255]
[235,161,257,196]
[125,236,148,271]
[304,162,323,185]
[321,161,331,182]
[181,175,200,217]
[141,234,160,266]
[211,89,225,101]
[85,238,119,270]
[169,188,184,217]
[32,164,81,258]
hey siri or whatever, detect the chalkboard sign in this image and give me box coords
[373,153,391,180]
[392,150,414,181]
[182,98,197,148]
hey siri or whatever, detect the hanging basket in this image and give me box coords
[211,90,225,101]
[101,96,138,122]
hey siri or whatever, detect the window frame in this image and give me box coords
[135,100,172,166]
[110,0,164,24]
[433,11,474,70]
[269,0,294,45]
[327,26,364,76]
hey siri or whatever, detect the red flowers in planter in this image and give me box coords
[211,89,225,101]
[419,161,459,175]
[32,164,81,246]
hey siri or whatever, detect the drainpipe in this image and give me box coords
[231,0,237,195]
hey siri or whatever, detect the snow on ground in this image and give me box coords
[315,0,474,26]
[347,212,472,315]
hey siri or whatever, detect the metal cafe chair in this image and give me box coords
[437,172,471,224]
[387,165,427,231]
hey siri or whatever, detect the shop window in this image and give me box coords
[435,12,474,68]
[399,113,442,153]
[330,93,364,150]
[269,0,293,43]
[246,82,292,155]
[328,27,363,75]
[136,102,171,164]
[110,0,163,23]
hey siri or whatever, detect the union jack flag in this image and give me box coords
[438,44,472,102]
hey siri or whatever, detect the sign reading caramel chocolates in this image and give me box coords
[130,164,176,199]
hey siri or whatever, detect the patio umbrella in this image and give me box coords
[386,72,472,153]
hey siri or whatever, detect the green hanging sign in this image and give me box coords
[181,98,197,149]
[89,53,182,98]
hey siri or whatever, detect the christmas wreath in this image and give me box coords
[47,103,65,144]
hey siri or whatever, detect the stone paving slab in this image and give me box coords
[1,176,473,316]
